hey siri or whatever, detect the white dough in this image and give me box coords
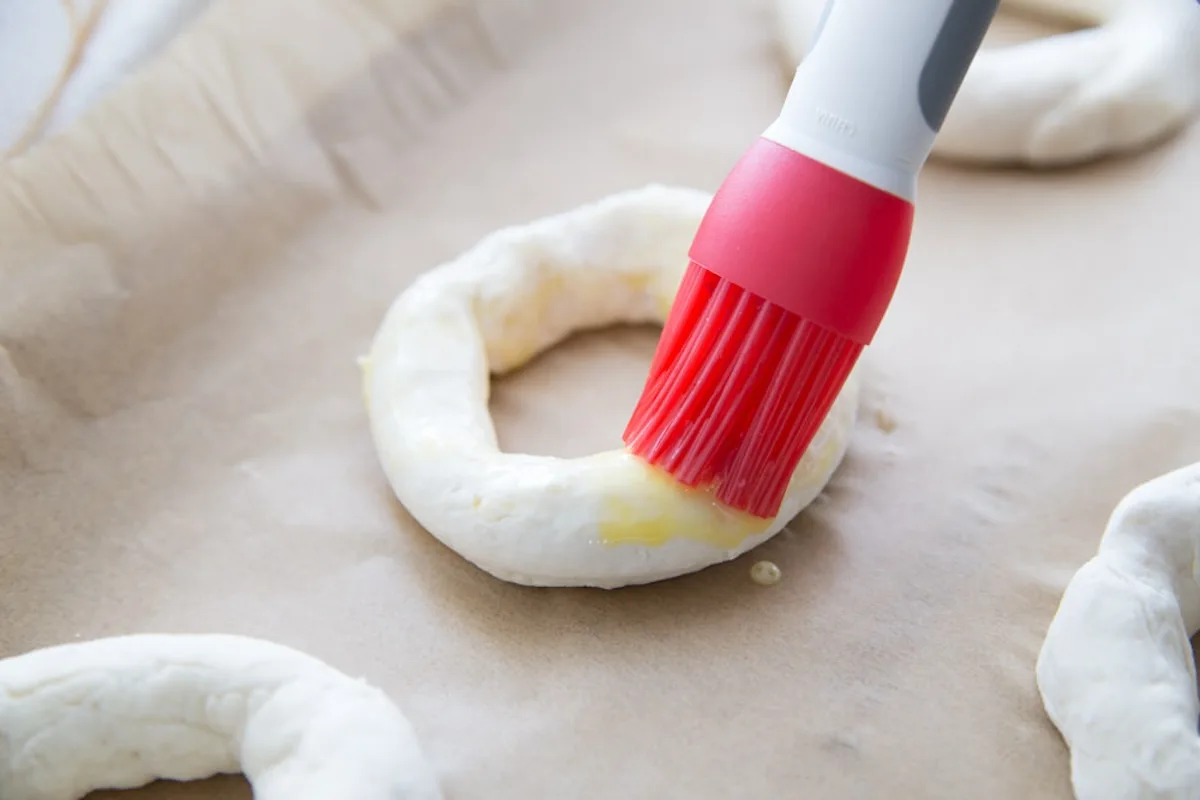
[1037,461,1200,800]
[775,0,1200,166]
[0,634,441,799]
[362,185,860,589]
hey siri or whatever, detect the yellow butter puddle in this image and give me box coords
[597,433,845,549]
[595,452,772,550]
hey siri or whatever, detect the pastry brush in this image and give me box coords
[623,0,1000,518]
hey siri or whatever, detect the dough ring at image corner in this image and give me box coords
[0,633,441,800]
[361,184,860,590]
[1037,461,1200,799]
[776,0,1200,166]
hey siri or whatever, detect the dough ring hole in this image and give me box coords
[488,324,661,460]
[363,185,861,589]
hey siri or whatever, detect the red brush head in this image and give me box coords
[623,139,914,518]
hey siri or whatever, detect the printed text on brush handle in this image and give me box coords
[765,0,1000,200]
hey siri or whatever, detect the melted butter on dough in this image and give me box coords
[594,452,771,549]
[596,409,847,549]
[364,185,859,588]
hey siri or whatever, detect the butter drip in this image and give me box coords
[750,560,782,586]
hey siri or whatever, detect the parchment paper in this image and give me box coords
[3,0,1199,797]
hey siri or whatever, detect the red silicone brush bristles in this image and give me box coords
[623,138,913,518]
[623,262,862,519]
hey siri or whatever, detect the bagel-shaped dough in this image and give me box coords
[1036,461,1200,800]
[0,634,441,800]
[362,185,859,589]
[775,0,1200,166]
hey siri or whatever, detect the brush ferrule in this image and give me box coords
[689,138,913,346]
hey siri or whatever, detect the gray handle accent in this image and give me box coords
[917,0,999,131]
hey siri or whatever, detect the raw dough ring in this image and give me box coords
[362,185,859,589]
[0,634,441,799]
[776,0,1200,166]
[1036,462,1200,799]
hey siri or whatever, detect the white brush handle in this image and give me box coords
[763,0,1000,201]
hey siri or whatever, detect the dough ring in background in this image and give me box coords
[1037,462,1200,799]
[362,185,860,590]
[775,0,1200,166]
[0,634,441,800]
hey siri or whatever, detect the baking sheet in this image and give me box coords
[2,0,1199,797]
